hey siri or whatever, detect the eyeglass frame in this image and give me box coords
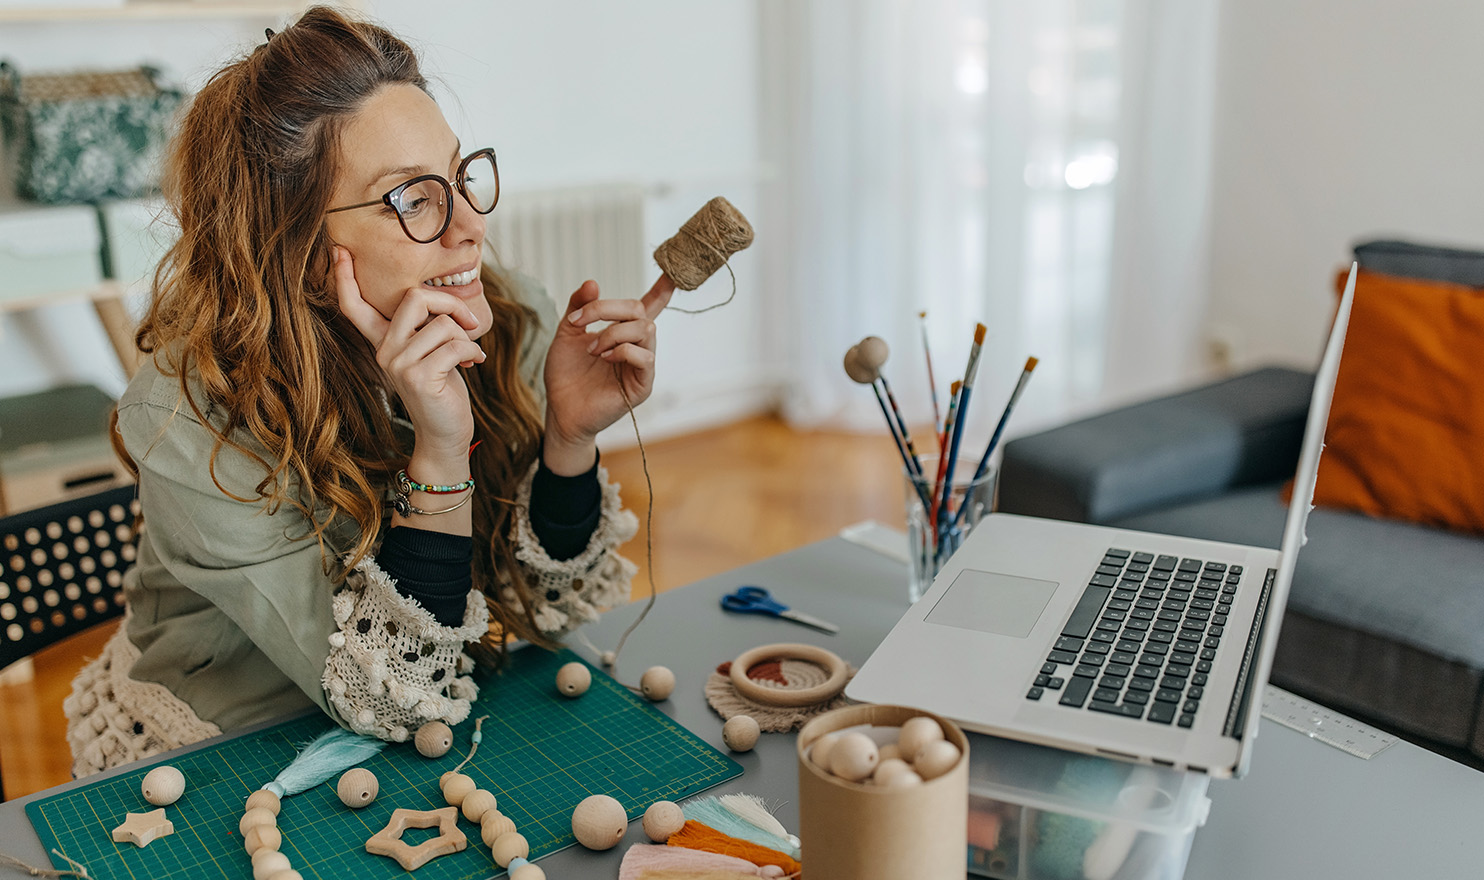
[325,147,499,243]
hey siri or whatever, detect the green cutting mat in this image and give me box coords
[27,648,741,879]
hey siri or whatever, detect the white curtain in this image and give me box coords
[759,0,1220,444]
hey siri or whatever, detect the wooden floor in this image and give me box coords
[0,415,906,800]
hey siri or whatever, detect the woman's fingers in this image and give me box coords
[333,247,390,346]
[584,314,656,357]
[383,287,481,346]
[642,273,677,319]
[384,314,485,374]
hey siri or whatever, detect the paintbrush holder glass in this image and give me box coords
[905,455,997,604]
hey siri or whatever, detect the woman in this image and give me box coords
[63,6,670,776]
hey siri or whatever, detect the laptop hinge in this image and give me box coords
[1224,567,1278,738]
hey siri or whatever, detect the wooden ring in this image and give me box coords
[729,643,849,708]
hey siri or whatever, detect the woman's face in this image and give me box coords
[324,84,493,338]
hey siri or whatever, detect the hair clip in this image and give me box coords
[264,28,276,42]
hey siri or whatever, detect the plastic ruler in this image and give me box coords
[1261,685,1398,759]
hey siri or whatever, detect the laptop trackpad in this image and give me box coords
[923,569,1059,639]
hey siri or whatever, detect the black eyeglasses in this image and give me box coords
[326,147,499,243]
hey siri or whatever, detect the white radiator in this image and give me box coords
[484,184,648,304]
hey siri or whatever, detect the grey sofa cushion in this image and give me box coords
[1354,239,1484,287]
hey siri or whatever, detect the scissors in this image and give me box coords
[720,586,839,634]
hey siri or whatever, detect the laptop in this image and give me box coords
[847,264,1358,778]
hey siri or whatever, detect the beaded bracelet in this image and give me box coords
[393,489,474,518]
[397,470,475,495]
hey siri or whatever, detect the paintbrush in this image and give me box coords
[844,344,933,510]
[951,356,1039,530]
[919,311,942,440]
[934,323,987,535]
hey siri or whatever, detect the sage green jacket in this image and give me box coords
[116,271,557,732]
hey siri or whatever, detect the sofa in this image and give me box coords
[997,242,1484,763]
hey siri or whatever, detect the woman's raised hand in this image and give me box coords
[541,275,675,474]
[333,246,485,463]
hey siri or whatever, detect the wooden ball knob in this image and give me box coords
[141,765,185,806]
[856,336,889,370]
[556,662,592,698]
[414,721,453,758]
[842,345,878,384]
[642,800,686,843]
[640,666,675,701]
[571,794,628,851]
[336,767,379,809]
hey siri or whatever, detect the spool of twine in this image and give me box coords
[654,196,754,292]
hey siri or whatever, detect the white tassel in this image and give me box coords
[719,794,791,840]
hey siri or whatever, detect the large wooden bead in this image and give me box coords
[509,863,546,880]
[250,849,291,880]
[246,789,281,816]
[142,765,185,806]
[642,800,685,842]
[461,788,498,823]
[809,732,841,769]
[491,831,529,868]
[871,757,913,787]
[243,823,281,857]
[828,731,879,782]
[556,662,591,698]
[481,811,517,847]
[898,716,944,761]
[722,715,760,752]
[415,721,454,758]
[264,872,303,880]
[336,768,378,809]
[914,739,961,780]
[855,336,890,371]
[640,666,676,701]
[571,794,627,850]
[239,807,277,837]
[440,772,476,808]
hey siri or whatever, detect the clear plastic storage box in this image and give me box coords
[966,733,1210,880]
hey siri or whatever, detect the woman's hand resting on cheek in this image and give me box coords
[333,245,486,464]
[542,276,675,475]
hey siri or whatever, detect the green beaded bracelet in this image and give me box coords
[397,470,475,496]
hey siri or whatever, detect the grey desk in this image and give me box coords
[3,536,1483,878]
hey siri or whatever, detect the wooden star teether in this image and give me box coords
[365,807,467,871]
[112,808,174,847]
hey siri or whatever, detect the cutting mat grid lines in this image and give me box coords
[27,648,741,880]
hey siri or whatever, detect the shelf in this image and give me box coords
[0,1,330,23]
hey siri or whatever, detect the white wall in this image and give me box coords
[0,1,770,443]
[1204,0,1484,372]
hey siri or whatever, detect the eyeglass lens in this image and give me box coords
[392,152,498,242]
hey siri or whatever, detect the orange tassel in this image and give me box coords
[667,820,802,876]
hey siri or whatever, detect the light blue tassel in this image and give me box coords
[682,796,801,859]
[261,728,385,798]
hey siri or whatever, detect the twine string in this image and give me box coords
[451,714,489,774]
[604,363,658,676]
[0,848,91,878]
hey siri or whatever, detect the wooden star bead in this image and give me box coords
[491,831,529,868]
[481,811,517,847]
[112,809,174,847]
[461,788,497,823]
[243,823,282,857]
[440,772,475,807]
[251,849,291,880]
[415,721,453,758]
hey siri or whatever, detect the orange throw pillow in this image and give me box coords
[1311,266,1484,533]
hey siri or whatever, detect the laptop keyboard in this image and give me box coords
[1025,548,1243,728]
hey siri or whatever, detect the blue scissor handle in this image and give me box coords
[720,585,786,615]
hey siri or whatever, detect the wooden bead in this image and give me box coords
[914,739,961,780]
[415,721,453,758]
[491,831,529,867]
[871,757,913,786]
[722,715,760,752]
[440,772,476,807]
[250,849,291,880]
[809,732,841,769]
[571,794,627,851]
[141,765,185,807]
[336,768,378,809]
[510,863,546,880]
[898,716,944,761]
[828,731,879,782]
[243,823,281,857]
[461,788,498,823]
[239,807,277,837]
[855,336,889,370]
[556,662,591,697]
[882,769,923,788]
[245,789,281,816]
[481,811,517,847]
[842,346,878,384]
[642,800,686,842]
[877,743,902,763]
[640,666,676,701]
